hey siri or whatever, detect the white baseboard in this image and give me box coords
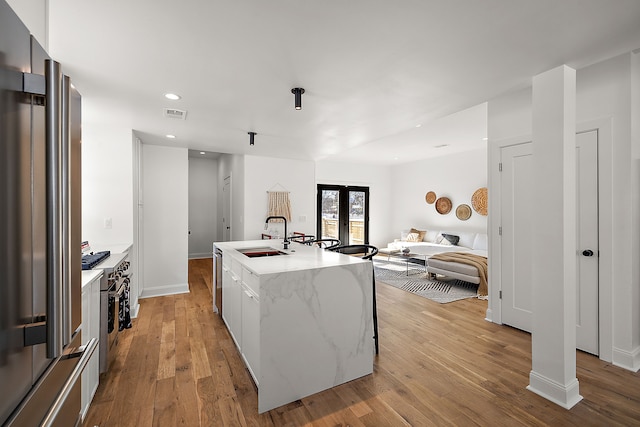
[485,307,495,323]
[527,371,582,409]
[612,345,640,372]
[130,302,140,319]
[189,253,213,259]
[140,283,190,299]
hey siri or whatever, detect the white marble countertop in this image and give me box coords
[213,239,368,276]
[82,269,103,289]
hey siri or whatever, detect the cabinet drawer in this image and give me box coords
[242,266,259,296]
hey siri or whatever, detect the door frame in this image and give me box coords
[487,118,613,362]
[316,184,370,245]
[222,175,232,241]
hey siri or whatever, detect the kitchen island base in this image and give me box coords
[215,240,374,413]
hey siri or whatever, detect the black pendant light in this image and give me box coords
[248,131,256,146]
[291,87,305,110]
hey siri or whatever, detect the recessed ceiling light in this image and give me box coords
[415,124,422,128]
[482,137,488,141]
[166,134,176,139]
[164,93,181,100]
[200,151,205,155]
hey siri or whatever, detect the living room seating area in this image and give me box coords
[382,228,488,297]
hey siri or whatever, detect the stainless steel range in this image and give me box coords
[90,251,132,373]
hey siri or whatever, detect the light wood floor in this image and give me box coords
[83,258,640,426]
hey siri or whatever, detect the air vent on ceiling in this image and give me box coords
[164,108,187,120]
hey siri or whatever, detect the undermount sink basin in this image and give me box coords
[238,247,288,258]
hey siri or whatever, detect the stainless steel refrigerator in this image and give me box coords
[1,2,97,425]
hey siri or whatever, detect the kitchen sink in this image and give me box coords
[238,247,288,258]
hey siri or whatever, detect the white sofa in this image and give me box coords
[387,229,487,258]
[385,229,488,285]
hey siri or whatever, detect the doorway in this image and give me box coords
[316,185,369,245]
[498,130,599,355]
[222,176,231,241]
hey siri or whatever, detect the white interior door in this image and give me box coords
[500,142,534,332]
[575,130,599,354]
[500,132,599,355]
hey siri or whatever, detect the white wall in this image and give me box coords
[80,104,134,246]
[487,52,640,371]
[188,156,218,258]
[6,0,47,49]
[388,148,488,239]
[140,144,189,298]
[245,156,316,240]
[315,161,392,248]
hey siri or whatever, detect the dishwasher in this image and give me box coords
[214,247,223,314]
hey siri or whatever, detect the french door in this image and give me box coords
[316,185,369,245]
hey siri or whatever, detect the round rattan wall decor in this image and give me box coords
[425,191,436,204]
[471,187,488,216]
[456,204,472,221]
[435,197,452,215]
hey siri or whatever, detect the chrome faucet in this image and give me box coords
[265,216,289,249]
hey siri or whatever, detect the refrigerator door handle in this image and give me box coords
[45,59,64,359]
[40,338,98,427]
[61,74,72,347]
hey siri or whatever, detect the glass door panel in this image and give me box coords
[348,190,365,244]
[319,189,340,239]
[317,185,369,245]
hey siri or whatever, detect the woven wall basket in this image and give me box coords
[435,197,452,214]
[456,204,472,221]
[425,191,436,204]
[471,187,488,216]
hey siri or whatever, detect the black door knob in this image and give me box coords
[582,249,594,257]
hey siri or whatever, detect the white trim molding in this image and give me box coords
[612,345,640,372]
[527,371,583,409]
[140,283,190,299]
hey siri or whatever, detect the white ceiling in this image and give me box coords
[46,0,640,165]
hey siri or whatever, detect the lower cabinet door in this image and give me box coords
[241,285,260,386]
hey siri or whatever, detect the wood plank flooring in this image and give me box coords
[83,258,640,426]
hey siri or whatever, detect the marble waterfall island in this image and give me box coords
[214,239,374,413]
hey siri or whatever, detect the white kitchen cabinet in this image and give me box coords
[220,249,260,384]
[241,280,260,385]
[222,254,242,349]
[221,262,231,324]
[81,271,102,421]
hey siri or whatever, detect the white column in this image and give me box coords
[528,65,582,408]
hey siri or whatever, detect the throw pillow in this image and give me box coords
[410,228,427,242]
[406,232,421,242]
[442,233,460,245]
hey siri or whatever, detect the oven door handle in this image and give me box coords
[108,283,125,297]
[115,284,125,298]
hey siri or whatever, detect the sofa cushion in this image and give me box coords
[406,232,421,242]
[456,232,478,249]
[436,233,454,246]
[410,228,427,241]
[473,233,488,250]
[441,233,460,245]
[425,230,440,243]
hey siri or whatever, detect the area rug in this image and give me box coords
[373,261,479,304]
